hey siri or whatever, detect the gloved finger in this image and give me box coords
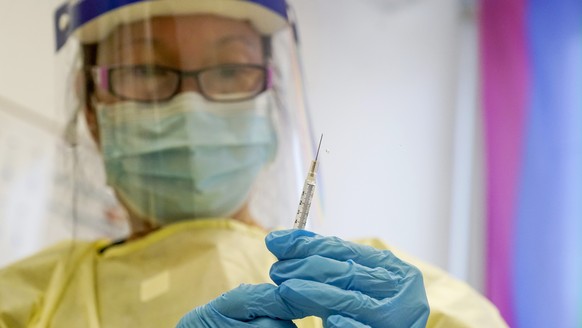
[266,230,408,275]
[270,256,401,299]
[278,279,381,323]
[177,306,297,328]
[278,279,429,327]
[210,283,308,321]
[247,317,298,328]
[326,315,370,328]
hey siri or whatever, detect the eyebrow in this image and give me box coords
[117,36,162,51]
[215,35,260,49]
[112,36,175,63]
[115,35,258,53]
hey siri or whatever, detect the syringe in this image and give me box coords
[293,134,323,230]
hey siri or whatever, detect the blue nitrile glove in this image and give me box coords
[176,283,298,328]
[266,230,430,328]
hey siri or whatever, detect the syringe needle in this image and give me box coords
[315,134,323,162]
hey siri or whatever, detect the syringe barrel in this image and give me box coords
[293,178,316,229]
[293,159,319,229]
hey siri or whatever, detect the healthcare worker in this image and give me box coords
[0,1,508,327]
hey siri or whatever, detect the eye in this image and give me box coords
[216,67,241,79]
[108,65,180,102]
[130,65,171,78]
[197,64,266,101]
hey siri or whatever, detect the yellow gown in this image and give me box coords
[0,219,507,327]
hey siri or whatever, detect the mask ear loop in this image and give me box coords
[64,108,80,147]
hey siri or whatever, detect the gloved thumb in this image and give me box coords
[326,315,370,328]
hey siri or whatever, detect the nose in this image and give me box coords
[178,75,202,94]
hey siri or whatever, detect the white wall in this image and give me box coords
[0,0,58,120]
[290,0,461,263]
[0,0,483,290]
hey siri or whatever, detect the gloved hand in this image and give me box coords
[176,283,297,328]
[266,229,430,328]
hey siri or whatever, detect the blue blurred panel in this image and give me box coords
[516,0,582,327]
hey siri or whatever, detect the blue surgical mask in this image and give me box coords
[95,92,276,225]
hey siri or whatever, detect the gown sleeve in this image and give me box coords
[0,241,85,328]
[356,238,509,328]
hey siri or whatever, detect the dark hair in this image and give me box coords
[81,43,98,110]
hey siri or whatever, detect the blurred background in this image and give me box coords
[0,1,580,327]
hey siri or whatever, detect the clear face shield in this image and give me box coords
[55,0,320,238]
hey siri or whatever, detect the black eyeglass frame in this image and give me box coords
[90,63,272,103]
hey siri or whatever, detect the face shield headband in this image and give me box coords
[54,0,289,52]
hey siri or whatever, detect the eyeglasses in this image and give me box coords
[90,64,270,103]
